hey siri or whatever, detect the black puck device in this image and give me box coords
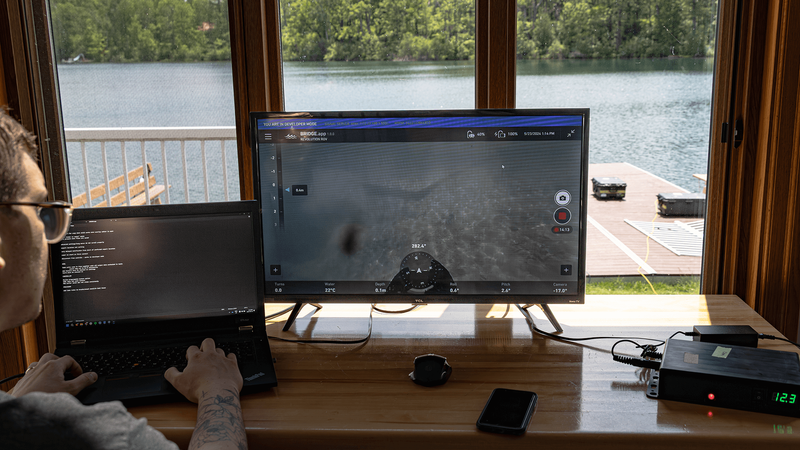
[647,339,800,417]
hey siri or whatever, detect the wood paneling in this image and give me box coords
[0,327,25,392]
[704,0,800,339]
[0,0,49,387]
[0,37,6,105]
[0,0,33,128]
[749,0,800,339]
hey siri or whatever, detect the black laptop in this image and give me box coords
[52,201,277,405]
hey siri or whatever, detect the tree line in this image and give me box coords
[51,0,231,63]
[50,0,717,63]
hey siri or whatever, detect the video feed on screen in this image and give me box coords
[253,112,587,300]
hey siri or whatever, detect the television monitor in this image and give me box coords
[251,109,589,328]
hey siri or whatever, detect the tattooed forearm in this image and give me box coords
[189,389,247,450]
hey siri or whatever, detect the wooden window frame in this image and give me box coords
[703,0,800,340]
[2,0,799,388]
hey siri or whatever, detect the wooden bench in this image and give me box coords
[72,163,166,208]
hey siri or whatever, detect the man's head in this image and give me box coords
[0,108,49,332]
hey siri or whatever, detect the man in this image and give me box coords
[0,108,248,450]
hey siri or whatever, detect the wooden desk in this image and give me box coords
[130,296,800,449]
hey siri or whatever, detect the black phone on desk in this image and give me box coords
[476,388,538,435]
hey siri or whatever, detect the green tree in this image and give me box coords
[651,0,687,57]
[533,12,555,56]
[49,0,717,63]
[51,0,110,62]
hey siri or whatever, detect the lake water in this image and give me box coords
[56,59,713,202]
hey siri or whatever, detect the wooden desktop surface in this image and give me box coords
[129,295,800,449]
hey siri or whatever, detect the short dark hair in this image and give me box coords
[0,108,39,203]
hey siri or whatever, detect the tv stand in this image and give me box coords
[520,304,564,333]
[282,302,323,331]
[279,302,563,334]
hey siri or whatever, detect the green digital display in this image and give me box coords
[772,392,798,404]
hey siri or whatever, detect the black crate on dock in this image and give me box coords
[591,177,627,199]
[657,193,706,217]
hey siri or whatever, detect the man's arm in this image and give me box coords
[191,388,247,450]
[165,338,247,450]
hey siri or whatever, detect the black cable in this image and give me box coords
[611,340,661,369]
[759,333,800,350]
[0,373,25,385]
[612,354,661,370]
[371,303,422,314]
[514,304,668,344]
[514,305,701,369]
[267,306,373,345]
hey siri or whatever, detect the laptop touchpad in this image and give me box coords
[104,374,165,396]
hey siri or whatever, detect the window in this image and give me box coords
[50,0,240,207]
[6,0,799,335]
[39,0,717,288]
[516,0,717,291]
[279,0,476,111]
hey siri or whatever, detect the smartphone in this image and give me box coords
[476,388,538,435]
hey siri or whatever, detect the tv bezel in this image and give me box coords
[250,108,589,305]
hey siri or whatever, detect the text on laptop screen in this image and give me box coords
[58,210,260,326]
[252,110,588,303]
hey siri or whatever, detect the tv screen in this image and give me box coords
[251,109,588,305]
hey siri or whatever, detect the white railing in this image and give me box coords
[64,127,238,206]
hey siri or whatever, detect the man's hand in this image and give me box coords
[10,353,97,397]
[165,338,247,450]
[164,337,243,403]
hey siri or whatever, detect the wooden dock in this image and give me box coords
[586,163,703,277]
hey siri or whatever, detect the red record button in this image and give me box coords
[553,208,572,225]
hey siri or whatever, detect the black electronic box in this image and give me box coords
[647,339,800,417]
[657,192,706,217]
[591,177,626,200]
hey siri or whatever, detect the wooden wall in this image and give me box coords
[703,0,800,341]
[0,0,51,391]
[0,1,23,393]
[0,39,6,105]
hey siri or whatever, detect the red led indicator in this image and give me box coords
[708,393,715,401]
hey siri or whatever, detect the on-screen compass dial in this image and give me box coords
[387,251,454,294]
[401,251,441,290]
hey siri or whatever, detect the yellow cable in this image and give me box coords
[637,201,659,295]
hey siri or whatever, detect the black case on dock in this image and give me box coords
[657,192,706,217]
[591,177,626,199]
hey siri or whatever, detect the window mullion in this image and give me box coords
[475,0,516,109]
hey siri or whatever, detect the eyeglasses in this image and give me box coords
[0,201,73,243]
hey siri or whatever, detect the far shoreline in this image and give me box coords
[57,55,715,66]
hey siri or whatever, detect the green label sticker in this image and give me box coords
[712,347,732,358]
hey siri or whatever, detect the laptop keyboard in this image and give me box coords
[73,340,257,377]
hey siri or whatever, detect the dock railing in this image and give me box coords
[64,127,238,206]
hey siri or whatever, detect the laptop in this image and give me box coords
[52,201,277,405]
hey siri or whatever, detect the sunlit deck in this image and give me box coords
[587,163,703,278]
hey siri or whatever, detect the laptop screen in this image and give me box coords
[53,202,263,340]
[251,109,588,304]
